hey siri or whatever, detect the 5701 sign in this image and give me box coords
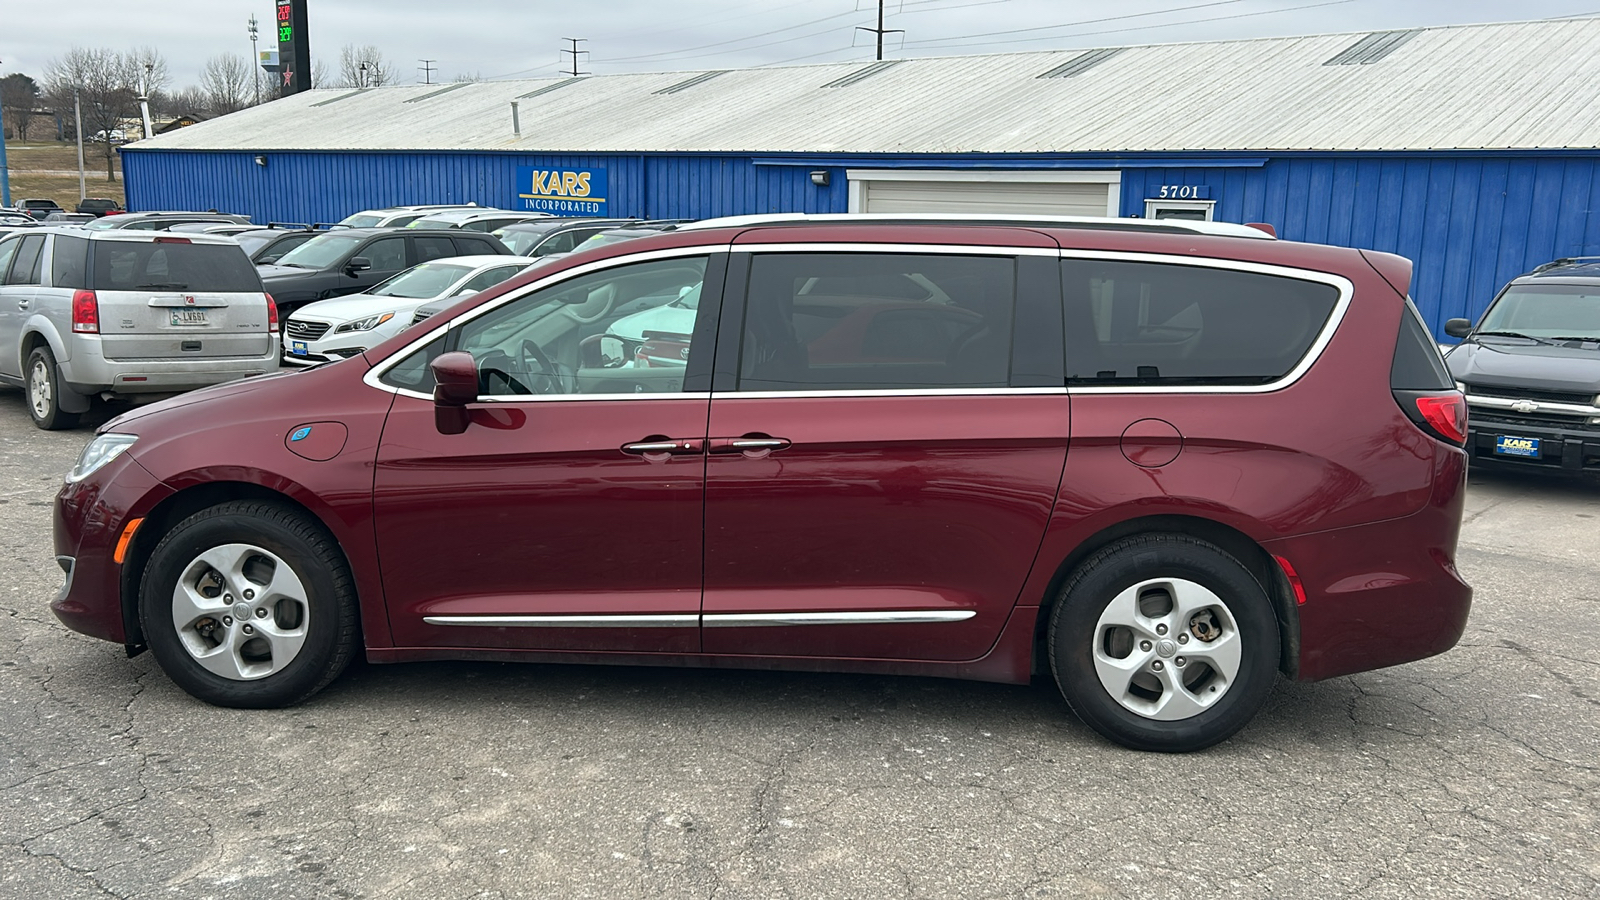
[1154,184,1211,200]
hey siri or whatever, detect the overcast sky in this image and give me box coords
[4,0,1598,88]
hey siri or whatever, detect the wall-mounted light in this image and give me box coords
[253,154,268,167]
[809,170,830,187]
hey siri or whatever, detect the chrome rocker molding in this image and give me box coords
[424,611,977,628]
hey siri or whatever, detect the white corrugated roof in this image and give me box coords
[129,18,1600,155]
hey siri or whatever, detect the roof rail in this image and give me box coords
[675,212,1275,239]
[1531,256,1600,274]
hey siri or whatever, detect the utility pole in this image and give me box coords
[73,87,86,200]
[248,14,261,105]
[358,61,369,88]
[560,38,589,77]
[856,0,903,62]
[0,58,11,208]
[419,59,437,84]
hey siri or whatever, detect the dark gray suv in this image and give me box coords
[1444,257,1600,475]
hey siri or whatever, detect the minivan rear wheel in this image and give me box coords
[139,501,359,708]
[1048,534,1279,752]
[26,346,80,431]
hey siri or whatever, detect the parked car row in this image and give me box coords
[7,198,125,221]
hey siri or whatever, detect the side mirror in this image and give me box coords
[430,351,478,434]
[345,256,373,276]
[1443,318,1473,339]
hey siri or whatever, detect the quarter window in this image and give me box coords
[736,253,1015,391]
[51,235,90,289]
[1061,259,1340,386]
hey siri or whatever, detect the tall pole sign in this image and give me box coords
[276,0,311,95]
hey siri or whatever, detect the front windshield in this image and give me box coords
[339,214,383,228]
[274,234,366,269]
[369,263,472,299]
[1480,286,1600,341]
[575,230,652,252]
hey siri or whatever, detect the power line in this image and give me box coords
[560,37,589,76]
[418,59,437,84]
[601,7,865,63]
[902,0,1251,48]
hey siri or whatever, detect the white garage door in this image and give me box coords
[847,170,1121,217]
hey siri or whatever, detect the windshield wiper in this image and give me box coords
[136,282,188,290]
[1473,330,1557,346]
[1545,336,1600,344]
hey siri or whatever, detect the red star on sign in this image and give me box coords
[282,68,294,87]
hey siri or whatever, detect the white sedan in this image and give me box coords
[282,256,537,366]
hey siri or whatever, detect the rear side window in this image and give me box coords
[92,241,263,292]
[1061,259,1340,386]
[7,236,46,285]
[51,235,90,289]
[1391,298,1453,390]
[737,253,1015,391]
[415,236,455,262]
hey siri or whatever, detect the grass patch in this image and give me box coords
[5,141,123,209]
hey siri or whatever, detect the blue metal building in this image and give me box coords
[122,18,1600,336]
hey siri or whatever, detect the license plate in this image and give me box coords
[170,309,208,326]
[290,341,309,356]
[1494,435,1541,458]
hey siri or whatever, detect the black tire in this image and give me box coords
[1047,534,1280,752]
[25,346,81,431]
[139,501,359,708]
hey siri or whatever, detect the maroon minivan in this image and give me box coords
[51,215,1471,751]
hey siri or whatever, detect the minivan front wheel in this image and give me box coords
[139,501,359,708]
[26,347,80,430]
[1048,535,1279,752]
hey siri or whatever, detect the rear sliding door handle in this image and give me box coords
[621,438,704,455]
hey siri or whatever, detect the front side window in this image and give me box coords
[0,238,20,284]
[1061,259,1340,386]
[381,256,709,397]
[364,238,407,272]
[276,234,367,269]
[736,253,1016,391]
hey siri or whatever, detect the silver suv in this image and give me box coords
[0,228,279,429]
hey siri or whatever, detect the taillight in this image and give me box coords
[1415,394,1467,444]
[1394,389,1467,445]
[71,290,100,334]
[266,293,279,330]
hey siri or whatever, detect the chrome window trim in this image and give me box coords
[703,611,977,627]
[1057,249,1355,396]
[424,614,699,628]
[713,387,1067,400]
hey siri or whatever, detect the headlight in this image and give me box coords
[67,433,138,483]
[1455,381,1468,393]
[333,312,395,334]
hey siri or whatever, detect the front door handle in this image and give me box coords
[708,435,792,454]
[621,438,704,455]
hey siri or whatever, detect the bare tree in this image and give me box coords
[311,58,329,89]
[124,46,171,97]
[1,72,42,141]
[200,54,252,115]
[451,71,484,84]
[44,47,136,183]
[165,86,209,117]
[338,44,398,88]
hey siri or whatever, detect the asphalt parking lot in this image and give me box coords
[1,386,1596,900]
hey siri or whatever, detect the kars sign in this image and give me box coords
[516,166,607,215]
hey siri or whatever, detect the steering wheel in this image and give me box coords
[517,339,574,394]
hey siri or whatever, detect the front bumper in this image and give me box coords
[51,452,173,646]
[1463,411,1600,472]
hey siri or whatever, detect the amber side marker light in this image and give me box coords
[114,518,144,565]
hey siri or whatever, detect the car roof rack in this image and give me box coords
[675,212,1276,240]
[1530,256,1600,274]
